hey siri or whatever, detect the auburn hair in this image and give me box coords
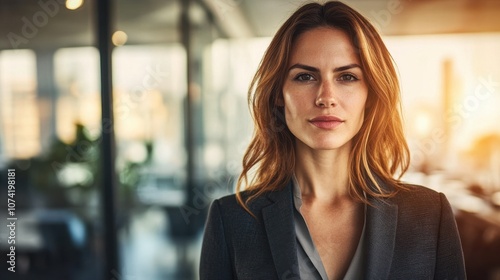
[236,1,410,214]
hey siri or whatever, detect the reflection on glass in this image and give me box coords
[201,38,270,180]
[54,47,100,143]
[113,44,186,176]
[0,49,39,159]
[0,48,102,279]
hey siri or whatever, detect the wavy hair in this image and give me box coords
[236,1,410,213]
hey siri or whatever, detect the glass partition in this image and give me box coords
[0,1,102,279]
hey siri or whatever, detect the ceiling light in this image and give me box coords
[112,31,128,46]
[66,0,84,10]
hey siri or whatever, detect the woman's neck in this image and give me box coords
[294,140,352,203]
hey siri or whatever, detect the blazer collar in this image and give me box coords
[262,182,300,279]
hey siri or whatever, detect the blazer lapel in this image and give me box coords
[260,179,399,279]
[261,182,299,279]
[364,196,398,279]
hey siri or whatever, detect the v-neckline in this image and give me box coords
[292,175,367,280]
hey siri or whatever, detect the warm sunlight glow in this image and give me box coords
[413,110,434,138]
[493,192,500,207]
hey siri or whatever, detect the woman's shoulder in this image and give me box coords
[212,189,276,215]
[389,182,453,215]
[396,183,444,200]
[212,192,243,211]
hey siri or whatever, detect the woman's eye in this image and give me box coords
[338,73,358,82]
[294,73,315,81]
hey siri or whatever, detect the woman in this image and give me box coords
[200,1,466,279]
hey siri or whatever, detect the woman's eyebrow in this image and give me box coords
[288,63,362,72]
[288,63,319,72]
[334,63,362,72]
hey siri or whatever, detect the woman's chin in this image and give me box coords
[299,139,352,152]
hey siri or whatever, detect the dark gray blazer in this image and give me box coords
[200,181,466,279]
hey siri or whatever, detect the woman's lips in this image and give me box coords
[309,116,344,129]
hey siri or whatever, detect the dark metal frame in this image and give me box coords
[95,0,119,279]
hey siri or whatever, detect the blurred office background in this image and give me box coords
[0,0,499,279]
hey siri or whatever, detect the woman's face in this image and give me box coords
[282,27,368,151]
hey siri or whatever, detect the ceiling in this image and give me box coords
[1,0,500,50]
[238,0,500,36]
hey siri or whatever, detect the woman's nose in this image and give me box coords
[315,81,337,107]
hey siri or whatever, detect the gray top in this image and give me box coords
[292,176,366,280]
